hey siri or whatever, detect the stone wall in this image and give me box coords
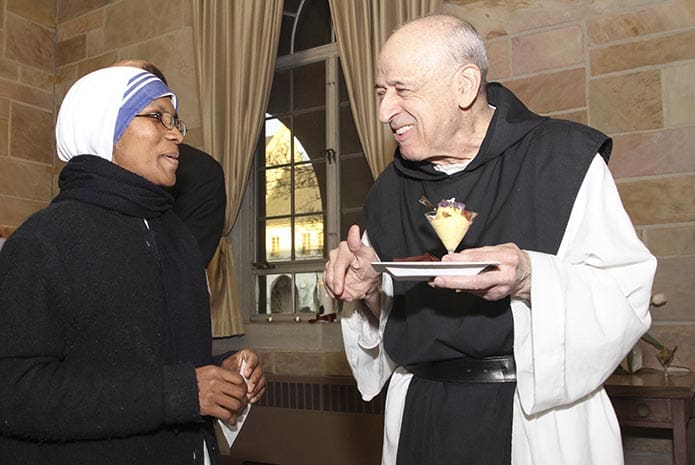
[54,0,202,143]
[0,0,56,233]
[0,0,202,234]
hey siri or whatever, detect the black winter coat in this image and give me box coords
[0,156,220,465]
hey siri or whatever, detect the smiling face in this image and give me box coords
[111,96,183,187]
[376,25,463,162]
[376,18,489,164]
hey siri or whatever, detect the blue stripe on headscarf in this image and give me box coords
[113,71,176,145]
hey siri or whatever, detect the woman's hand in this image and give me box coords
[195,365,248,425]
[221,348,267,404]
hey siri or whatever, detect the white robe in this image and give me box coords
[341,155,657,465]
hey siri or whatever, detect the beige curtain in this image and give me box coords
[191,0,284,337]
[328,0,442,178]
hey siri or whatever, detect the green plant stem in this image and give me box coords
[641,332,665,351]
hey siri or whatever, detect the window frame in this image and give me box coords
[245,42,343,321]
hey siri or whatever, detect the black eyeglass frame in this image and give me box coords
[135,112,188,136]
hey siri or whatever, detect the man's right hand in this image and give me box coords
[195,365,248,425]
[323,224,381,314]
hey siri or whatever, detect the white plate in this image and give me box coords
[371,261,499,281]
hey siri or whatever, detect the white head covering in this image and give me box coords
[56,66,177,162]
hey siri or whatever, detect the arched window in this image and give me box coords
[249,0,374,316]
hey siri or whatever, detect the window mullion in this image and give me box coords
[290,115,296,261]
[325,56,340,252]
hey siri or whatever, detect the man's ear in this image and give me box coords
[457,64,482,110]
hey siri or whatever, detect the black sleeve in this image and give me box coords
[170,144,227,266]
[0,236,201,442]
[212,350,237,367]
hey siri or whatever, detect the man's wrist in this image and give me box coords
[362,276,382,317]
[512,250,532,304]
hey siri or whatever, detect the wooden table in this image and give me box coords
[605,368,695,465]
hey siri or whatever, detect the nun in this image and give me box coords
[0,66,263,465]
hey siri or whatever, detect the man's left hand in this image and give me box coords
[429,243,531,303]
[221,348,267,404]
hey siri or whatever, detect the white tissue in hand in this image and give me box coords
[218,359,252,447]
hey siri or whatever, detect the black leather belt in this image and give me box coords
[407,355,516,383]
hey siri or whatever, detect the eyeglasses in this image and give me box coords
[135,112,188,136]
